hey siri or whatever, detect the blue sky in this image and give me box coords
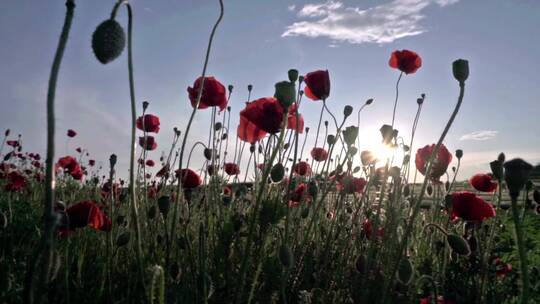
[1,0,539,181]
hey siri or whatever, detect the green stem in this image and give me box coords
[511,196,530,304]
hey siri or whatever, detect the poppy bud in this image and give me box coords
[4,129,9,136]
[228,84,233,93]
[308,180,318,200]
[142,101,149,110]
[158,196,170,217]
[355,255,367,274]
[324,121,328,127]
[348,147,358,157]
[247,84,253,92]
[221,133,228,140]
[490,160,503,180]
[270,163,285,183]
[447,234,471,256]
[380,124,394,145]
[274,81,296,108]
[403,145,410,152]
[498,153,505,163]
[343,105,353,118]
[288,69,299,82]
[343,126,358,147]
[279,244,294,268]
[298,75,304,83]
[365,98,373,105]
[203,148,213,160]
[301,208,309,218]
[327,135,336,145]
[109,154,117,168]
[251,145,257,154]
[92,19,126,64]
[455,149,463,159]
[214,122,222,131]
[417,98,423,105]
[426,184,433,196]
[397,257,414,285]
[116,231,131,247]
[503,158,533,198]
[283,143,290,150]
[452,59,469,83]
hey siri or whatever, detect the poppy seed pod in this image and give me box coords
[274,81,296,108]
[327,135,336,145]
[228,84,233,93]
[92,19,126,64]
[343,126,359,147]
[446,233,471,256]
[270,163,285,183]
[452,59,469,84]
[288,69,299,82]
[214,122,222,131]
[343,105,353,118]
[455,149,463,159]
[503,158,533,198]
[365,98,373,105]
[203,148,213,161]
[380,124,395,145]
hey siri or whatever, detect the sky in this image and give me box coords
[1,0,539,182]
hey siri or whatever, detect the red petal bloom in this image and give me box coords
[362,219,384,239]
[293,161,311,176]
[188,76,228,111]
[67,129,77,138]
[257,163,265,171]
[224,162,240,176]
[5,171,26,192]
[340,175,367,194]
[175,168,202,189]
[469,173,497,192]
[6,140,19,147]
[493,258,512,278]
[415,144,452,182]
[156,164,170,178]
[58,156,79,173]
[289,183,309,207]
[451,191,496,222]
[145,159,155,167]
[420,296,455,304]
[304,70,330,101]
[139,136,157,151]
[389,50,422,74]
[310,147,328,162]
[237,97,285,143]
[136,114,161,133]
[63,201,111,232]
[223,186,232,197]
[287,103,304,133]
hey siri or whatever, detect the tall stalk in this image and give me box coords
[26,1,75,303]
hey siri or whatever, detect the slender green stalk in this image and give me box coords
[382,81,466,303]
[25,2,75,303]
[511,196,530,304]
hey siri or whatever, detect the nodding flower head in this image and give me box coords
[92,19,126,64]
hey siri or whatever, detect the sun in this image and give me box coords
[357,125,406,168]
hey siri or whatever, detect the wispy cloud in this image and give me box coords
[287,4,296,12]
[459,130,498,141]
[282,0,459,44]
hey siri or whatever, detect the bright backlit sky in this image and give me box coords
[1,0,539,181]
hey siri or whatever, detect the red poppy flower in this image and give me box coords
[420,296,455,304]
[6,140,19,147]
[257,163,265,171]
[310,147,328,162]
[136,114,161,133]
[493,258,512,278]
[57,156,84,180]
[62,201,111,232]
[287,103,304,133]
[362,219,384,239]
[389,50,422,74]
[304,70,330,101]
[139,136,157,151]
[469,173,497,192]
[451,191,496,222]
[289,183,309,207]
[188,76,228,111]
[101,181,120,200]
[339,175,367,194]
[67,129,77,138]
[145,159,155,167]
[237,97,285,143]
[175,168,202,189]
[293,161,311,176]
[224,162,240,176]
[223,186,232,197]
[156,164,170,178]
[5,171,26,192]
[415,144,452,182]
[88,159,95,167]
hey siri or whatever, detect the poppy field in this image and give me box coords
[1,1,540,304]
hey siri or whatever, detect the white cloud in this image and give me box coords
[282,0,460,44]
[288,4,296,12]
[459,130,498,141]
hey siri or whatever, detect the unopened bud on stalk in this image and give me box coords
[92,19,126,64]
[327,135,336,145]
[365,98,373,105]
[214,122,222,131]
[247,84,253,92]
[343,126,358,146]
[158,196,170,217]
[504,158,533,198]
[4,129,9,136]
[274,81,296,108]
[417,98,423,105]
[324,121,328,127]
[397,257,414,285]
[142,101,149,110]
[288,69,299,82]
[498,153,506,163]
[109,154,117,168]
[270,163,285,182]
[203,148,213,161]
[455,149,463,159]
[343,105,353,118]
[452,59,469,84]
[447,233,471,256]
[228,85,233,93]
[298,75,305,83]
